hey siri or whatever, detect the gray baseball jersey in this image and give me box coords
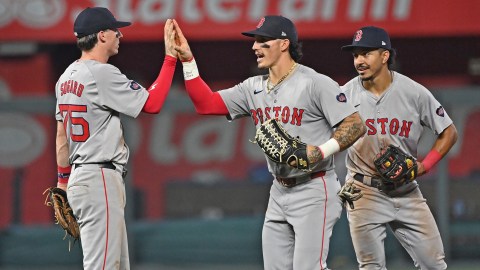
[341,71,452,269]
[55,60,148,166]
[219,64,357,270]
[55,59,148,270]
[220,64,356,177]
[342,71,452,179]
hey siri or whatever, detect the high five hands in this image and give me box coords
[164,19,193,62]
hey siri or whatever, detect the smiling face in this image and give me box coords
[252,35,289,69]
[352,47,390,81]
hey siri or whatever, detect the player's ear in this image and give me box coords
[97,30,108,43]
[280,39,290,52]
[381,50,390,64]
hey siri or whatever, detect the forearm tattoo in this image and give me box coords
[308,146,323,163]
[333,112,366,151]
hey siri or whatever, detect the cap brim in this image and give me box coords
[114,21,131,28]
[341,44,381,51]
[341,44,395,52]
[241,29,277,39]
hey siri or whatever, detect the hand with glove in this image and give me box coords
[254,118,313,171]
[374,144,418,186]
[338,181,363,209]
[44,187,80,250]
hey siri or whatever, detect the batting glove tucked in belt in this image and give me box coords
[338,181,363,209]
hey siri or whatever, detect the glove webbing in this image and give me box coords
[255,120,291,162]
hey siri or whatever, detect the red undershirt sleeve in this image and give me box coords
[184,77,229,115]
[142,55,177,114]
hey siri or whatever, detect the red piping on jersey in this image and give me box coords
[319,175,327,270]
[142,55,177,114]
[184,77,229,115]
[101,168,109,270]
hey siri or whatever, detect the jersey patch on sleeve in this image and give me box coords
[129,81,141,90]
[436,106,445,117]
[336,93,347,103]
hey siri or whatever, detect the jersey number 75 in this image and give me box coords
[59,104,90,142]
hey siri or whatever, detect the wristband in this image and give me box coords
[182,58,199,80]
[422,149,442,172]
[318,138,340,159]
[57,165,72,184]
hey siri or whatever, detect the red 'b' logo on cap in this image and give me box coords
[257,17,265,28]
[354,30,363,41]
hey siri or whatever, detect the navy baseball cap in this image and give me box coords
[341,26,392,51]
[74,7,131,38]
[242,16,298,44]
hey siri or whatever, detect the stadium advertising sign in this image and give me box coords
[0,0,479,41]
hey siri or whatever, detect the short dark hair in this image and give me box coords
[289,42,303,62]
[76,33,98,51]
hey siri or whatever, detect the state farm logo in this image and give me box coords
[0,0,65,28]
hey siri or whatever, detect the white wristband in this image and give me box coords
[318,138,340,159]
[182,58,199,80]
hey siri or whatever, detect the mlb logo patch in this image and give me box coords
[130,81,141,90]
[336,93,347,103]
[436,106,445,117]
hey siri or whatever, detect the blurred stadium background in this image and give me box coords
[0,0,479,269]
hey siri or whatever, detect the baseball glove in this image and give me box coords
[254,118,310,171]
[373,145,418,185]
[338,181,363,209]
[44,187,80,248]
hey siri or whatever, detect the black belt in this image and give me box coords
[353,173,384,189]
[353,173,405,191]
[75,162,127,178]
[76,162,116,170]
[277,171,326,188]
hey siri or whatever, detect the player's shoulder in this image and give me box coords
[340,76,363,94]
[84,61,121,74]
[296,64,338,86]
[82,61,125,84]
[393,71,431,95]
[240,74,267,88]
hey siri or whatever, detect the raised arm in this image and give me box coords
[169,19,229,115]
[141,19,178,114]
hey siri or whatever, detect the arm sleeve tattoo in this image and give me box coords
[333,112,366,151]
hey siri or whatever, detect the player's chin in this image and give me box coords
[110,48,119,56]
[257,63,267,69]
[358,71,372,81]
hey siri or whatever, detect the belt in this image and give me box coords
[353,173,405,191]
[353,173,384,189]
[75,162,127,178]
[276,171,326,188]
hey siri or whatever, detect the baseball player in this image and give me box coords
[55,8,178,269]
[340,26,458,269]
[166,17,366,269]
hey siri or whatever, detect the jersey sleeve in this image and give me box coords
[418,84,453,135]
[313,76,357,127]
[340,78,361,108]
[218,78,255,120]
[94,64,149,118]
